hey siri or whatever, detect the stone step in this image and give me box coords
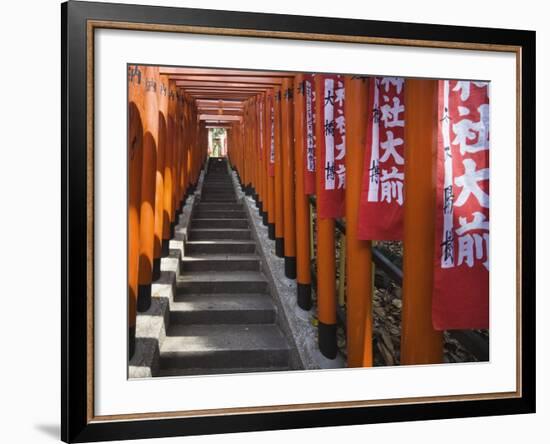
[159,324,290,369]
[181,253,260,271]
[194,209,246,219]
[170,293,274,323]
[176,271,268,294]
[201,191,235,196]
[198,202,243,210]
[185,240,256,254]
[158,366,289,377]
[202,183,233,188]
[200,194,236,200]
[191,218,248,229]
[189,228,251,240]
[201,186,233,190]
[200,198,237,203]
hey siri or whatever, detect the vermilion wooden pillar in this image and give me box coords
[281,78,297,278]
[181,96,189,201]
[137,66,159,312]
[172,93,182,220]
[252,97,259,201]
[127,65,144,358]
[249,98,256,195]
[344,76,373,367]
[162,81,176,248]
[259,93,268,225]
[314,75,337,359]
[152,74,168,281]
[293,74,312,308]
[243,102,248,188]
[401,79,444,365]
[274,86,285,257]
[267,92,276,240]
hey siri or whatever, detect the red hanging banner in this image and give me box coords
[432,80,490,330]
[303,74,316,195]
[268,93,275,177]
[357,77,406,241]
[316,74,346,219]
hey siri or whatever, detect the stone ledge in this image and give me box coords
[129,174,203,378]
[230,170,345,370]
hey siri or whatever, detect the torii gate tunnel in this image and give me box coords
[128,65,489,368]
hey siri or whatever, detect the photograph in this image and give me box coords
[127,66,491,378]
[59,1,535,441]
[1,0,546,442]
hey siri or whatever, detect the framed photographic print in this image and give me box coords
[61,0,535,442]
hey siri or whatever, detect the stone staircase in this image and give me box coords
[158,157,291,376]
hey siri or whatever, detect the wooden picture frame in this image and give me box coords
[61,1,535,441]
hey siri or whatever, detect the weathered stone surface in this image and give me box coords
[152,160,294,377]
[235,170,345,370]
[128,173,200,379]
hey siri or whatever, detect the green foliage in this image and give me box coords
[211,127,226,138]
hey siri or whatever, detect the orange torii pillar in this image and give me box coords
[181,94,189,201]
[194,120,203,187]
[255,96,263,211]
[244,99,253,194]
[190,102,196,191]
[266,91,276,240]
[162,81,176,251]
[240,105,247,188]
[281,78,297,278]
[293,74,312,309]
[127,65,145,358]
[137,66,159,312]
[249,98,256,195]
[273,87,285,257]
[199,122,208,176]
[172,93,183,220]
[152,75,167,281]
[259,93,268,225]
[182,97,190,197]
[240,103,247,187]
[314,75,337,359]
[401,79,443,365]
[234,122,242,181]
[251,97,260,201]
[182,99,188,201]
[344,76,373,367]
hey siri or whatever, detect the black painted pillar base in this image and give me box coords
[169,221,175,239]
[297,283,312,310]
[318,321,337,359]
[261,211,268,226]
[275,237,285,257]
[152,257,162,281]
[258,201,263,213]
[161,239,170,257]
[268,223,276,240]
[137,284,152,312]
[128,325,136,361]
[284,256,296,279]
